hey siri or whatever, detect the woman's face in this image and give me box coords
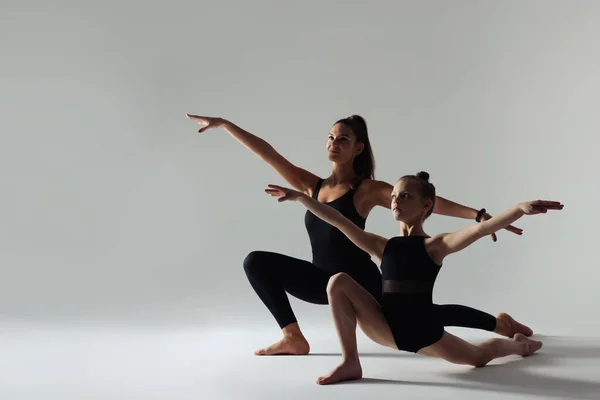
[326,123,364,163]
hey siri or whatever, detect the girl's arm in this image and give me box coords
[266,184,389,260]
[433,200,563,261]
[187,115,319,194]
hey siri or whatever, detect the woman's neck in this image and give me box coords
[398,220,427,237]
[328,162,356,186]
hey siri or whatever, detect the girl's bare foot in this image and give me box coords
[316,360,362,385]
[514,333,543,356]
[494,312,533,337]
[254,335,310,355]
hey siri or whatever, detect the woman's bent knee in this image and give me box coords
[243,251,270,275]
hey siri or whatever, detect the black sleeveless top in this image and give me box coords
[380,236,442,294]
[304,178,375,272]
[379,236,445,353]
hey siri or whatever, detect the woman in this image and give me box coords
[186,113,529,356]
[265,173,562,384]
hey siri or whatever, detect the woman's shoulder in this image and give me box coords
[354,178,392,196]
[358,178,390,189]
[354,178,394,210]
[305,175,324,197]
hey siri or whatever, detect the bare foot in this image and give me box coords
[254,335,310,356]
[495,312,534,337]
[514,333,543,356]
[316,360,363,385]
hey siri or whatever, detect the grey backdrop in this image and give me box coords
[1,0,596,335]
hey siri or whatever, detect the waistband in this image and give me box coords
[382,279,433,294]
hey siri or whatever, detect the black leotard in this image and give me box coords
[380,236,445,353]
[304,179,380,277]
[243,179,381,329]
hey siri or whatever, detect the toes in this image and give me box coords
[316,365,361,385]
[254,338,310,356]
[254,346,273,355]
[530,340,543,353]
[514,333,527,342]
[317,374,338,385]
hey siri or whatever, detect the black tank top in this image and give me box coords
[304,178,375,271]
[380,236,441,294]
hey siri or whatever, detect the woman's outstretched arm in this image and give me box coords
[364,179,523,239]
[187,115,319,194]
[265,184,389,261]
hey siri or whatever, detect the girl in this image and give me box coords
[187,114,528,356]
[265,173,562,384]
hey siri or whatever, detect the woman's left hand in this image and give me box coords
[480,213,523,242]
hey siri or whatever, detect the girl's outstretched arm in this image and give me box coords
[266,184,389,261]
[187,115,319,194]
[434,200,563,261]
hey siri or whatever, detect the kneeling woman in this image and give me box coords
[265,173,562,385]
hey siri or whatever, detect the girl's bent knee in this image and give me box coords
[326,272,350,295]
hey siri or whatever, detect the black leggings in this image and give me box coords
[243,251,496,331]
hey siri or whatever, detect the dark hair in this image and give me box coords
[400,171,436,218]
[335,115,375,187]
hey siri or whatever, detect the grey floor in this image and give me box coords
[1,323,599,400]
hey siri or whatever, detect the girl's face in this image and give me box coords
[326,123,364,164]
[391,178,433,222]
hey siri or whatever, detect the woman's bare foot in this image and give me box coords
[255,323,311,356]
[254,335,310,356]
[494,312,534,337]
[316,360,363,385]
[514,333,543,356]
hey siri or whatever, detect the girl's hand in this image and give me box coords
[518,200,564,215]
[265,184,305,202]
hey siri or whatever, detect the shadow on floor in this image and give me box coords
[313,335,600,400]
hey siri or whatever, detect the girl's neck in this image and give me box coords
[398,220,427,237]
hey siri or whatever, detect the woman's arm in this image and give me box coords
[266,184,389,260]
[187,115,319,194]
[432,196,478,219]
[364,179,522,238]
[433,200,563,260]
